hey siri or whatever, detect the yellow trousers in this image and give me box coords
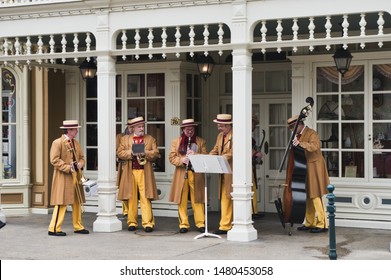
[127,169,155,229]
[304,196,328,229]
[219,177,233,231]
[48,201,84,232]
[122,201,129,215]
[178,171,205,229]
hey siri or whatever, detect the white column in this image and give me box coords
[93,11,121,232]
[227,0,257,242]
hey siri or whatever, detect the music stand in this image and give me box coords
[188,154,232,239]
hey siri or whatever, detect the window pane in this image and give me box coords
[194,99,201,121]
[186,74,192,97]
[116,75,122,98]
[86,148,98,170]
[342,123,364,149]
[265,71,286,92]
[373,152,391,178]
[186,99,192,118]
[86,124,97,146]
[373,64,391,91]
[317,95,339,120]
[147,73,164,97]
[323,151,339,177]
[316,67,339,93]
[147,123,165,147]
[86,76,97,98]
[147,99,164,121]
[373,93,391,120]
[342,94,364,120]
[342,151,364,178]
[2,124,16,178]
[342,65,364,92]
[127,99,145,119]
[318,123,339,147]
[86,100,97,122]
[127,74,144,97]
[116,100,122,122]
[153,149,165,172]
[194,75,200,97]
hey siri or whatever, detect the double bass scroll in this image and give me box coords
[274,97,314,234]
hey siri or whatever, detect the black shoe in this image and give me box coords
[297,225,312,231]
[310,228,328,233]
[179,228,188,233]
[48,231,67,236]
[252,213,265,220]
[74,229,89,234]
[198,227,205,233]
[213,229,228,235]
[128,226,136,231]
[0,221,6,229]
[145,227,154,233]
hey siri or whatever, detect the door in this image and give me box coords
[221,97,292,213]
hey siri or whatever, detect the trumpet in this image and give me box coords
[137,153,147,165]
[64,137,87,212]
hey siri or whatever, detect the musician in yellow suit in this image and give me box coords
[48,120,89,236]
[288,115,329,233]
[168,119,207,233]
[209,114,233,235]
[116,124,133,217]
[117,116,160,233]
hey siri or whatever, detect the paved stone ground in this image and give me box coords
[1,211,391,260]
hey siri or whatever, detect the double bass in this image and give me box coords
[274,97,314,235]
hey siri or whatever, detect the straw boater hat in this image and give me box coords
[213,114,233,124]
[287,114,305,126]
[60,120,82,129]
[181,118,198,128]
[127,116,145,127]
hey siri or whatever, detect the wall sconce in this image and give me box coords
[197,54,215,81]
[333,46,353,76]
[79,59,97,80]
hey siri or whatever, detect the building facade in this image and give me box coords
[1,0,391,241]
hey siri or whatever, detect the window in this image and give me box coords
[1,68,17,180]
[316,65,365,178]
[186,74,202,134]
[372,64,391,179]
[85,76,98,170]
[125,73,166,172]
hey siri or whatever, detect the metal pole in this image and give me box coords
[327,184,337,260]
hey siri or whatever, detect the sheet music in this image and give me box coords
[188,155,232,174]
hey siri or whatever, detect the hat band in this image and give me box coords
[129,120,145,126]
[216,118,231,123]
[62,124,79,128]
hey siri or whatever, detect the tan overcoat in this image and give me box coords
[117,134,159,201]
[168,136,207,204]
[298,127,330,198]
[209,130,233,199]
[50,135,86,205]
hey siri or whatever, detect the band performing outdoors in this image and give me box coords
[47,102,329,237]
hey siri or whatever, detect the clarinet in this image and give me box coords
[184,136,191,179]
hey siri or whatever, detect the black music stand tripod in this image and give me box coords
[188,155,232,239]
